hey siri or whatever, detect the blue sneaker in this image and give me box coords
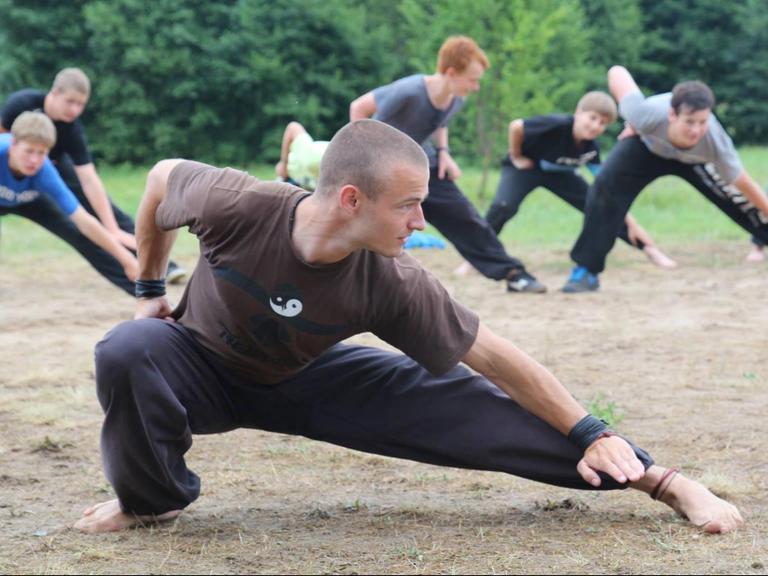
[561,266,599,293]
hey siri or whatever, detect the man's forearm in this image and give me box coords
[135,161,182,279]
[733,171,768,218]
[76,164,122,233]
[71,207,135,271]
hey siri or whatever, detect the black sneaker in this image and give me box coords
[166,262,187,285]
[561,266,599,293]
[507,270,547,293]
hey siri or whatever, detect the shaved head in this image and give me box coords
[315,120,428,200]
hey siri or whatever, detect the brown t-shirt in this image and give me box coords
[158,161,479,384]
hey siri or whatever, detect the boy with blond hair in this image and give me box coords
[350,36,546,293]
[0,111,137,292]
[0,67,185,284]
[481,91,675,270]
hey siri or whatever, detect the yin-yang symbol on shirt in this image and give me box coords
[269,295,303,317]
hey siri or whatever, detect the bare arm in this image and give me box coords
[276,121,307,179]
[69,206,138,281]
[462,323,645,486]
[508,119,534,169]
[607,65,641,103]
[732,170,768,216]
[133,159,184,318]
[349,91,377,121]
[74,163,136,249]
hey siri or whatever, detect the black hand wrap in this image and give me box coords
[568,414,612,452]
[135,278,167,299]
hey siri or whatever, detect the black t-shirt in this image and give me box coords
[521,114,600,171]
[0,89,92,165]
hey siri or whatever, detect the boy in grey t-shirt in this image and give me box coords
[563,66,768,292]
[350,36,546,294]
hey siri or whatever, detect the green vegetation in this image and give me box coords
[2,0,768,167]
[586,393,624,427]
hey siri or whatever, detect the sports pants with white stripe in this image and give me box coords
[571,136,768,274]
[94,318,654,515]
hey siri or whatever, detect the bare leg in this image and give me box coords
[73,499,182,533]
[745,243,765,263]
[642,245,678,269]
[632,466,743,534]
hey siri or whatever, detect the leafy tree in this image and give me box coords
[398,0,594,196]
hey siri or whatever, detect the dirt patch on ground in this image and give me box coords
[1,241,766,574]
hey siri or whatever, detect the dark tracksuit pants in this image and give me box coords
[423,167,527,280]
[95,318,654,515]
[485,159,646,251]
[0,196,134,294]
[571,137,768,274]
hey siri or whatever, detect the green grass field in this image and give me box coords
[1,147,766,261]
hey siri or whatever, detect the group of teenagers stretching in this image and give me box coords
[1,36,756,535]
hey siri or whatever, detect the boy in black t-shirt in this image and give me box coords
[0,68,186,283]
[476,92,674,271]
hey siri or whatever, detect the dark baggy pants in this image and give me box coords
[95,319,654,515]
[0,196,135,294]
[571,137,768,274]
[423,168,527,280]
[485,158,645,250]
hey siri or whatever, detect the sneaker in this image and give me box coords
[507,270,547,293]
[166,262,187,285]
[561,266,599,293]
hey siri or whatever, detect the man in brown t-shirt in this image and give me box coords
[74,120,742,535]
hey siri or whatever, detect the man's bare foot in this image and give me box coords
[635,466,744,534]
[73,499,182,533]
[453,260,477,277]
[745,244,765,263]
[643,245,678,269]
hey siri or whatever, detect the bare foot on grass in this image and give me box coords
[635,466,744,534]
[643,245,678,269]
[73,499,182,533]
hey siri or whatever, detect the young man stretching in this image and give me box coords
[0,67,185,283]
[74,120,741,535]
[350,36,546,293]
[563,66,768,292]
[0,112,137,291]
[484,91,675,270]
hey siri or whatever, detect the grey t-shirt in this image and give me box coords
[620,92,742,183]
[372,74,464,167]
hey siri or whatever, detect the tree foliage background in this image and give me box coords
[0,0,765,166]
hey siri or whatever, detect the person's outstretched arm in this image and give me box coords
[133,159,184,319]
[608,65,641,102]
[462,322,646,487]
[349,91,377,121]
[275,121,307,180]
[433,126,461,180]
[69,206,138,281]
[732,170,768,217]
[507,118,534,169]
[74,162,137,250]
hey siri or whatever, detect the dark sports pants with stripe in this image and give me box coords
[94,318,654,515]
[485,158,646,251]
[423,167,527,280]
[571,136,768,274]
[0,196,135,294]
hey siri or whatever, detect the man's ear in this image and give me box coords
[339,184,363,212]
